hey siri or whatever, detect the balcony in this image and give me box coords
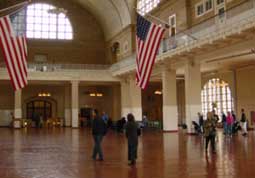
[0,63,110,71]
[0,63,119,82]
[111,0,255,76]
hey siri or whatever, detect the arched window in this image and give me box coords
[137,0,160,15]
[201,78,234,117]
[12,3,73,40]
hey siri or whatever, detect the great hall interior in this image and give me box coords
[0,0,255,178]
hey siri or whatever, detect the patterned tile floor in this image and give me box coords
[0,128,254,178]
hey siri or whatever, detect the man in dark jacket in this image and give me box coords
[125,113,140,165]
[92,109,107,161]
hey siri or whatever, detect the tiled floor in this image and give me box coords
[0,128,254,178]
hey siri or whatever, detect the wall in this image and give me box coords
[79,85,120,121]
[236,66,255,128]
[201,68,255,128]
[142,83,162,121]
[190,0,248,26]
[202,70,236,98]
[151,0,189,38]
[0,0,106,65]
[0,83,121,126]
[22,84,65,119]
[106,25,135,64]
[0,83,14,126]
[177,79,185,125]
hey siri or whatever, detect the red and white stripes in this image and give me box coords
[0,16,27,91]
[136,23,165,90]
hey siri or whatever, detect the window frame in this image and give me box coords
[12,3,73,40]
[195,0,214,18]
[201,78,234,118]
[168,14,176,37]
[195,1,205,17]
[205,0,213,12]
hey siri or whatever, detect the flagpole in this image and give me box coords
[133,7,197,40]
[0,0,31,14]
[133,7,170,28]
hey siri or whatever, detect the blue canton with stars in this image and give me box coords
[137,14,151,41]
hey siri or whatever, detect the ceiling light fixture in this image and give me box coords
[154,90,162,95]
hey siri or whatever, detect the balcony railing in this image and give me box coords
[159,0,255,54]
[0,63,110,72]
[110,0,255,75]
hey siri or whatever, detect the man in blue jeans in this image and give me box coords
[92,109,107,161]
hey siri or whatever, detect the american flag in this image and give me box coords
[136,14,165,89]
[0,13,27,91]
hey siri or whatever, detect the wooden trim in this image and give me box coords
[163,130,178,133]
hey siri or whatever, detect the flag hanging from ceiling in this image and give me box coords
[136,14,165,90]
[0,13,28,91]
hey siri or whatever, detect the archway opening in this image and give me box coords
[201,78,234,119]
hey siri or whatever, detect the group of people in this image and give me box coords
[91,110,140,165]
[196,109,249,154]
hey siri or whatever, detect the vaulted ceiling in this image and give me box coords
[75,0,136,40]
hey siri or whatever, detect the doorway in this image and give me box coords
[26,100,52,120]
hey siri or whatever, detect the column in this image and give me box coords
[184,61,202,133]
[162,68,178,131]
[112,85,121,121]
[120,76,142,121]
[71,81,79,128]
[129,76,142,121]
[14,90,22,128]
[121,79,131,117]
[64,85,71,127]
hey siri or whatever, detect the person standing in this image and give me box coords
[241,109,248,136]
[204,112,217,154]
[226,111,234,137]
[231,110,237,122]
[222,112,227,134]
[125,113,140,165]
[92,109,107,161]
[198,112,204,133]
[101,111,109,123]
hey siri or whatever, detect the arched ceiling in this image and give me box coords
[75,0,136,40]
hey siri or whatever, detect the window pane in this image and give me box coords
[201,78,234,116]
[10,3,73,40]
[58,32,65,39]
[137,0,160,15]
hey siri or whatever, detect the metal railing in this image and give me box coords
[0,62,111,71]
[159,0,255,54]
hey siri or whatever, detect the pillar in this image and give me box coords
[184,61,202,133]
[162,68,178,131]
[112,85,121,121]
[120,76,142,121]
[129,76,142,121]
[121,79,131,117]
[71,81,79,128]
[14,90,22,128]
[64,85,71,127]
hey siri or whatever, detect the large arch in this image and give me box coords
[201,78,234,118]
[76,0,133,40]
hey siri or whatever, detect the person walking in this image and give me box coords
[125,113,140,165]
[204,112,217,154]
[92,109,107,161]
[240,109,248,136]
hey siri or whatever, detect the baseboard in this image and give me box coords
[163,130,178,133]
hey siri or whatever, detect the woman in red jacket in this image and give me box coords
[226,111,234,137]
